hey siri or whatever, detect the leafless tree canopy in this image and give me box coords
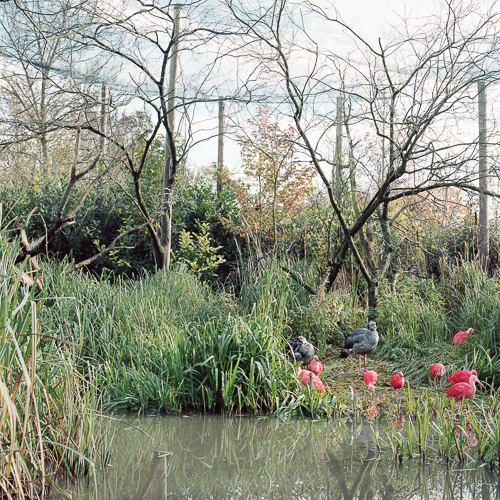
[2,0,500,301]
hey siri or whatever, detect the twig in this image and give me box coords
[86,409,154,440]
[282,266,317,295]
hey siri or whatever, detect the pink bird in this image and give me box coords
[309,355,324,377]
[429,363,446,388]
[364,370,378,394]
[447,369,486,391]
[446,374,478,406]
[298,368,326,394]
[390,371,405,398]
[452,328,474,345]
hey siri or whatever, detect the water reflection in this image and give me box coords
[55,416,500,499]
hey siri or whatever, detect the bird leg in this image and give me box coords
[356,355,362,373]
[363,355,368,373]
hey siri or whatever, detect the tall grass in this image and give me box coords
[0,235,107,498]
[41,261,340,415]
[375,265,500,386]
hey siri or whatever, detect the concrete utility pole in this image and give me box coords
[334,94,343,201]
[100,82,108,152]
[161,4,182,271]
[217,97,225,194]
[478,81,489,269]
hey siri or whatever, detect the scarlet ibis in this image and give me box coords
[340,321,379,373]
[452,328,474,345]
[364,370,378,394]
[309,355,324,377]
[297,368,326,394]
[445,374,478,406]
[452,420,478,446]
[447,369,486,391]
[429,363,446,388]
[390,371,405,398]
[286,336,315,365]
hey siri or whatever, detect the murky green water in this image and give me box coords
[56,416,499,499]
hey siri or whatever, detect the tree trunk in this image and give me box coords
[478,81,489,269]
[160,5,182,271]
[367,279,378,322]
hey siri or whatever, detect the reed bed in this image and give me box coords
[7,232,500,490]
[0,237,108,498]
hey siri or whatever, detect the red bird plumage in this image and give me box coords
[367,405,378,420]
[429,363,446,388]
[390,371,405,397]
[448,369,486,391]
[447,369,477,384]
[364,370,378,394]
[309,355,324,377]
[452,328,474,345]
[298,368,326,394]
[392,413,405,430]
[446,375,477,403]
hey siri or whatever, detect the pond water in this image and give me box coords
[56,415,499,499]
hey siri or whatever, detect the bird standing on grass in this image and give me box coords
[297,368,326,394]
[447,369,486,391]
[390,371,405,399]
[429,363,446,388]
[364,370,378,395]
[340,321,379,373]
[309,355,324,377]
[446,374,478,409]
[452,328,474,345]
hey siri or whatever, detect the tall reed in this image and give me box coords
[0,229,107,498]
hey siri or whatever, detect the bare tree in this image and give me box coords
[0,0,111,175]
[80,0,239,270]
[226,0,500,319]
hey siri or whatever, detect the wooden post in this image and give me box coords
[478,81,489,269]
[217,98,225,194]
[334,94,343,201]
[160,4,182,271]
[100,82,108,152]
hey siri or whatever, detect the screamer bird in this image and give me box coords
[340,321,379,373]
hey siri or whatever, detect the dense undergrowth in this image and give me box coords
[41,260,318,414]
[5,236,500,496]
[38,255,500,414]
